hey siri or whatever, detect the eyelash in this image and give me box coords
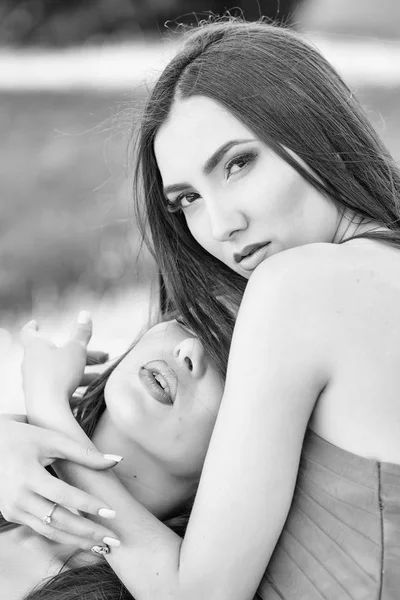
[166,151,257,213]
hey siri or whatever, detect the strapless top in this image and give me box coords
[257,429,400,600]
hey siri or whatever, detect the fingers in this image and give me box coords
[20,320,39,346]
[25,495,119,549]
[22,510,116,551]
[70,310,93,349]
[44,429,123,470]
[21,312,95,352]
[32,474,116,520]
[80,363,109,388]
[79,370,100,387]
[86,350,109,366]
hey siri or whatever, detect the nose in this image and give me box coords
[173,337,206,379]
[207,197,247,242]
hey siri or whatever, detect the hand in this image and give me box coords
[0,416,121,549]
[21,311,93,404]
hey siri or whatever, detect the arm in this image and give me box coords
[23,254,331,600]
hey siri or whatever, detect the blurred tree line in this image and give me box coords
[0,0,302,46]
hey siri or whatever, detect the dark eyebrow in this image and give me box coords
[163,138,255,197]
[203,138,254,175]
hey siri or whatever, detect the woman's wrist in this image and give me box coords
[25,391,72,430]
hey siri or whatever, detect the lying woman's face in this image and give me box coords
[104,320,224,477]
[155,95,339,278]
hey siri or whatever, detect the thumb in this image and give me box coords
[48,430,123,470]
[20,320,39,346]
[71,310,93,349]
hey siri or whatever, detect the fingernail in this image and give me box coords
[78,310,91,325]
[26,319,38,329]
[104,454,123,463]
[98,508,116,519]
[103,536,121,548]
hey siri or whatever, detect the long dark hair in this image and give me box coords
[133,17,400,377]
[0,352,199,600]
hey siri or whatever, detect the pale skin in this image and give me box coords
[0,318,223,599]
[4,95,400,599]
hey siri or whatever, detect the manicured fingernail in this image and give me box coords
[104,454,123,463]
[78,310,91,324]
[103,536,121,548]
[98,508,116,519]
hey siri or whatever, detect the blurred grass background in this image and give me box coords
[0,89,154,316]
[1,0,400,411]
[2,84,399,321]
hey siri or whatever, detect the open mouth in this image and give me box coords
[138,360,177,405]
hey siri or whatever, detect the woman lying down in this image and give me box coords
[0,315,226,600]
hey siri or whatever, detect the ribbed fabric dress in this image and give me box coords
[257,429,400,600]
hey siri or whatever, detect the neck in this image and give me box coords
[91,412,196,520]
[334,212,390,243]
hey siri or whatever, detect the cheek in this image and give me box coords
[185,213,225,262]
[185,211,205,243]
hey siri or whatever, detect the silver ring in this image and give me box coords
[91,544,110,556]
[42,502,58,525]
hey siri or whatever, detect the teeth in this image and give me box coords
[153,372,167,390]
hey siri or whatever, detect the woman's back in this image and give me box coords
[304,238,400,465]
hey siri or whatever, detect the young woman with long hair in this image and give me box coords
[0,317,224,599]
[2,17,400,600]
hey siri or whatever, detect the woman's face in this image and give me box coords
[104,320,224,477]
[155,96,340,278]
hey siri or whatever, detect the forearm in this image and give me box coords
[38,399,184,599]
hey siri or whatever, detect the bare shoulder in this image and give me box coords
[232,243,342,368]
[236,242,376,356]
[225,244,332,419]
[244,242,343,309]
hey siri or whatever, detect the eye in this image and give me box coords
[225,152,256,178]
[166,192,200,213]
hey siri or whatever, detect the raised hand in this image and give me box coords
[20,311,94,408]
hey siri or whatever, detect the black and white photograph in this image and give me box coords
[1,1,400,598]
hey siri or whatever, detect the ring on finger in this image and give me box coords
[91,544,110,556]
[42,502,58,525]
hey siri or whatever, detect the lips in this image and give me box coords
[233,242,271,272]
[233,242,269,263]
[138,360,177,405]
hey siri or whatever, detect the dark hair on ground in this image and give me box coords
[133,17,400,378]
